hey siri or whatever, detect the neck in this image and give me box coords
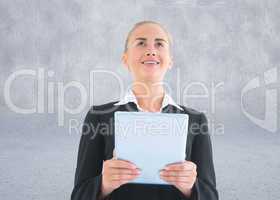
[131,81,165,112]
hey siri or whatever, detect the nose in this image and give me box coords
[145,51,156,57]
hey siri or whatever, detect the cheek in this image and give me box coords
[128,50,142,63]
[160,48,171,58]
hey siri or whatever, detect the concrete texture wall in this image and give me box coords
[0,0,279,199]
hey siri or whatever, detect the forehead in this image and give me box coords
[129,23,169,42]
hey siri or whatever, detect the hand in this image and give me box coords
[99,150,141,199]
[159,161,197,198]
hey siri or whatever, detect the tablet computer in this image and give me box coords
[114,111,189,185]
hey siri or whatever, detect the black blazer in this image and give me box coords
[71,101,219,200]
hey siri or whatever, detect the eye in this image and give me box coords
[156,42,164,47]
[137,41,145,46]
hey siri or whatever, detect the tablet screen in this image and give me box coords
[114,111,189,185]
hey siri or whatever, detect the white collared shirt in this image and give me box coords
[114,89,183,112]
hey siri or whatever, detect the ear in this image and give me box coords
[121,53,130,71]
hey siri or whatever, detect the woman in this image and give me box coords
[71,21,219,200]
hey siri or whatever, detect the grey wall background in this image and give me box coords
[0,0,279,199]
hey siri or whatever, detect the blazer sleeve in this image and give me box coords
[71,107,105,200]
[190,112,219,200]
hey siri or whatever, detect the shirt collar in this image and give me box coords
[114,89,183,112]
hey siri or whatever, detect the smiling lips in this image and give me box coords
[141,60,160,65]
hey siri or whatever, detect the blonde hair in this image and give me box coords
[124,20,173,53]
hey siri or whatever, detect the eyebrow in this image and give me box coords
[134,37,168,43]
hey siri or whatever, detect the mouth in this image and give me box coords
[141,60,160,65]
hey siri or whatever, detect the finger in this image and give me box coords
[159,175,191,183]
[110,168,141,176]
[107,160,137,169]
[111,179,131,187]
[164,162,196,171]
[164,161,196,168]
[111,173,140,181]
[159,169,194,177]
[163,180,193,189]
